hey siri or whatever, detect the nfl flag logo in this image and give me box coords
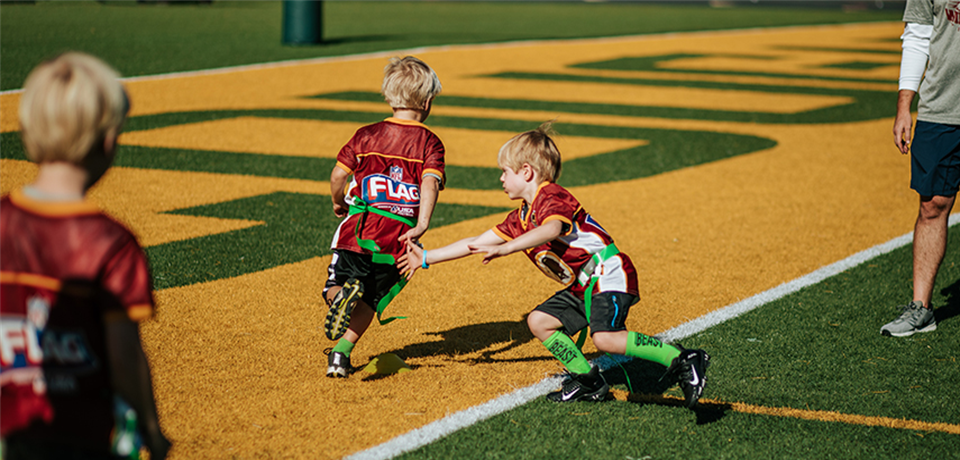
[389,166,403,181]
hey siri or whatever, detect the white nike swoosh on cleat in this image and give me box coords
[689,367,700,386]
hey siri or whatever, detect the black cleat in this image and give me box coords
[326,351,351,378]
[662,348,710,408]
[547,365,609,403]
[324,278,364,341]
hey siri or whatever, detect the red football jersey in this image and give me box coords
[493,182,639,299]
[0,189,155,449]
[332,118,445,260]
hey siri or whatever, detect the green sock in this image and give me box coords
[625,331,681,367]
[543,331,592,374]
[332,338,355,357]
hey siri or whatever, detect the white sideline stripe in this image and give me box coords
[0,21,889,95]
[344,376,564,460]
[348,213,960,460]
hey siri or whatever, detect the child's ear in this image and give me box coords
[521,163,535,181]
[422,98,433,113]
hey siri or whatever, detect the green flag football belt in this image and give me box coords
[574,243,621,350]
[347,199,416,325]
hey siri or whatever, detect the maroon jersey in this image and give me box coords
[0,189,155,449]
[493,182,639,299]
[332,117,445,260]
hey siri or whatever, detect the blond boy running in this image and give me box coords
[401,123,709,407]
[323,56,445,378]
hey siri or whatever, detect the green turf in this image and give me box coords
[1,1,902,91]
[398,226,960,460]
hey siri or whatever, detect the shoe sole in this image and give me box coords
[881,322,937,337]
[326,366,348,378]
[324,279,363,341]
[546,383,610,403]
[684,351,710,409]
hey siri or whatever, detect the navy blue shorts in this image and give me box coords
[534,289,638,336]
[911,120,960,197]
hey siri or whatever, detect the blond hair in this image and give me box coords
[498,121,562,182]
[381,56,442,110]
[18,52,129,164]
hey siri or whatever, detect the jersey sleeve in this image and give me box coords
[493,209,522,241]
[336,134,360,174]
[423,134,446,190]
[101,236,155,322]
[535,187,578,236]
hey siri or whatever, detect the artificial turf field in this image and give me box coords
[2,2,959,459]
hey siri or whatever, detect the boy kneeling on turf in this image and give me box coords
[401,122,709,406]
[322,56,445,378]
[1,53,170,458]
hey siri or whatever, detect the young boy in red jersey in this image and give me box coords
[0,53,170,459]
[401,123,710,407]
[322,56,445,378]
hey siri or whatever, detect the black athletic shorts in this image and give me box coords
[324,250,402,309]
[534,289,638,336]
[911,120,960,197]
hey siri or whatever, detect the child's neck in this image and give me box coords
[28,162,88,201]
[391,108,428,123]
[518,180,547,205]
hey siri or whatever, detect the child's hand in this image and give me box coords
[399,224,428,243]
[398,238,424,280]
[333,202,348,218]
[468,243,508,265]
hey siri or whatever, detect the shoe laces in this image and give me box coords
[896,302,925,321]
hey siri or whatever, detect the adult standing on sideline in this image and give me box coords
[884,0,960,337]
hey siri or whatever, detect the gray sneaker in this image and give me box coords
[880,301,937,337]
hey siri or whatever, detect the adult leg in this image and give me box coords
[913,194,956,308]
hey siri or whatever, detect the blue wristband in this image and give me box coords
[421,249,429,269]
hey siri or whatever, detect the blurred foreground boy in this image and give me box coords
[402,123,710,407]
[1,53,170,459]
[322,56,445,378]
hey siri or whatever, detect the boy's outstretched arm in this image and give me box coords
[469,220,562,265]
[400,175,440,242]
[330,166,351,218]
[399,229,505,279]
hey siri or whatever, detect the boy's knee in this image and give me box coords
[591,332,616,353]
[526,311,554,336]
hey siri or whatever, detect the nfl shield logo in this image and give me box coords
[389,166,403,181]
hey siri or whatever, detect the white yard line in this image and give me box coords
[347,213,960,460]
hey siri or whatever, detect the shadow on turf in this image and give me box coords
[384,318,552,364]
[625,393,731,425]
[935,279,960,324]
[602,360,728,425]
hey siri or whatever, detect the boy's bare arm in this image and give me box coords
[104,311,171,460]
[330,166,351,218]
[470,220,563,265]
[401,175,440,242]
[399,229,505,278]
